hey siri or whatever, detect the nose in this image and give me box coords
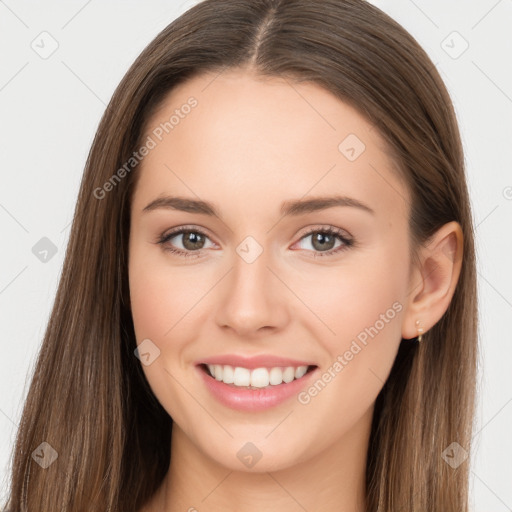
[214,244,290,338]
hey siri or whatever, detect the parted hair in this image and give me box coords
[4,1,478,510]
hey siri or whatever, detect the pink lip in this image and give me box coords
[196,354,315,369]
[196,364,319,412]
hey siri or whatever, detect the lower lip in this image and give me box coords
[197,365,318,411]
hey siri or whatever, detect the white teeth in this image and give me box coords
[205,364,310,388]
[222,364,234,384]
[269,367,283,385]
[214,364,223,381]
[282,367,295,383]
[295,366,308,379]
[250,368,270,388]
[233,367,251,386]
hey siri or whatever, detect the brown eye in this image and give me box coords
[157,227,215,257]
[294,227,354,258]
[180,231,207,250]
[310,232,337,251]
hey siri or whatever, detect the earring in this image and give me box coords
[415,320,423,343]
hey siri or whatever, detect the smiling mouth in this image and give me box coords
[199,363,317,389]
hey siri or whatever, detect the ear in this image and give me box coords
[401,221,464,340]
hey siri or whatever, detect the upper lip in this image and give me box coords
[197,354,316,369]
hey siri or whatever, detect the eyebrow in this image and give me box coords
[142,194,375,218]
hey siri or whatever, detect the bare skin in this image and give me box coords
[129,67,463,512]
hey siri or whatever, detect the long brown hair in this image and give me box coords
[3,0,478,510]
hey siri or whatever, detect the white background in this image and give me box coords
[0,0,511,510]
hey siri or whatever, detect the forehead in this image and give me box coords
[133,69,409,223]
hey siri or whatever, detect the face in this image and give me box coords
[128,68,412,472]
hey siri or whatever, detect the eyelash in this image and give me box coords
[155,225,354,259]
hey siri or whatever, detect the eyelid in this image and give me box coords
[290,225,354,257]
[295,224,352,240]
[158,224,352,243]
[155,225,218,254]
[158,225,217,243]
[156,224,354,258]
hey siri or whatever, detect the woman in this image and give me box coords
[4,0,478,510]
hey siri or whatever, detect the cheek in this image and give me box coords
[128,244,202,342]
[128,246,201,416]
[304,251,406,344]
[290,256,406,451]
[305,244,407,393]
